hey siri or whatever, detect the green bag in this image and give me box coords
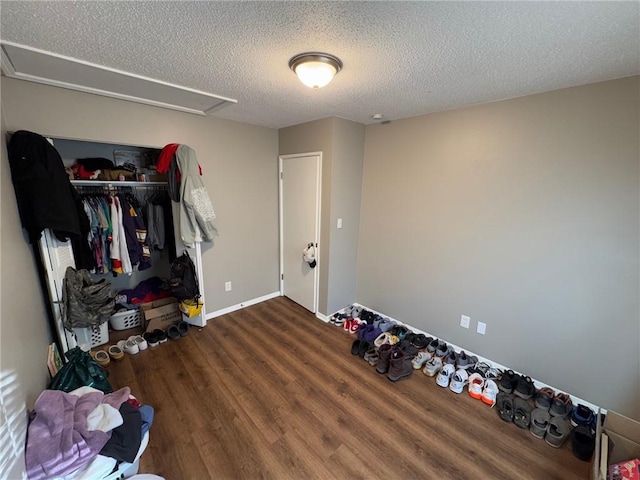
[49,347,113,393]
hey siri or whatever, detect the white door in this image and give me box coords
[279,153,321,312]
[39,228,78,353]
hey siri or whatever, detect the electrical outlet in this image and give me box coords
[460,315,470,329]
[477,321,487,335]
[225,281,232,292]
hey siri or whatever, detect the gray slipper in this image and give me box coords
[545,416,571,448]
[513,397,533,429]
[529,408,551,439]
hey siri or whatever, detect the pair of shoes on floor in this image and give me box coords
[422,356,443,377]
[375,345,413,382]
[91,349,111,367]
[467,374,499,405]
[343,317,364,334]
[358,324,382,342]
[351,338,373,358]
[116,335,148,355]
[497,393,534,428]
[499,370,536,399]
[329,313,347,326]
[529,407,573,448]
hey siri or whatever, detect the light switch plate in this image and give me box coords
[477,321,487,335]
[460,315,470,329]
[337,218,343,229]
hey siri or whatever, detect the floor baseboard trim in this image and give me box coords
[316,312,329,322]
[337,303,603,415]
[206,291,281,320]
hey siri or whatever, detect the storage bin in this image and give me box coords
[73,322,109,349]
[109,309,143,330]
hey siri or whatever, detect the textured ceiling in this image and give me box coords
[1,1,638,129]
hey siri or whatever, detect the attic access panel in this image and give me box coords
[1,41,237,116]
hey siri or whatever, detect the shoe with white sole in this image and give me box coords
[423,356,443,377]
[130,335,148,351]
[124,339,139,355]
[411,351,430,370]
[481,379,500,406]
[449,368,468,394]
[436,364,455,388]
[468,373,484,400]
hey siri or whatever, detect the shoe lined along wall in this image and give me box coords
[334,303,601,459]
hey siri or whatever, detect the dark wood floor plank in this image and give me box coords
[105,296,591,479]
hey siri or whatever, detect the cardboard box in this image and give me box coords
[140,297,182,333]
[592,410,640,480]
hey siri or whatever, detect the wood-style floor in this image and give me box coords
[107,296,591,479]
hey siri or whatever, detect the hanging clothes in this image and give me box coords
[174,144,216,247]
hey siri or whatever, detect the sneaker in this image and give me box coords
[343,317,353,333]
[513,397,533,429]
[132,335,148,351]
[423,356,442,377]
[333,314,346,327]
[411,351,430,370]
[534,387,555,411]
[123,338,139,355]
[442,350,457,366]
[514,375,536,400]
[364,348,379,366]
[549,392,573,418]
[374,332,392,348]
[449,368,468,394]
[411,334,431,349]
[499,370,517,393]
[545,416,571,448]
[529,408,551,439]
[154,329,168,343]
[497,393,515,423]
[435,342,450,358]
[570,404,595,428]
[455,351,478,370]
[481,379,499,406]
[571,426,595,461]
[468,361,490,377]
[436,364,455,388]
[178,321,189,337]
[143,331,159,347]
[468,373,484,400]
[426,337,440,354]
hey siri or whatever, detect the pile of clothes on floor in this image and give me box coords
[25,386,153,480]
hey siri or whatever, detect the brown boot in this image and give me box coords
[376,344,393,374]
[387,348,413,382]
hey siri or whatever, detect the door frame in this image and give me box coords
[278,152,322,313]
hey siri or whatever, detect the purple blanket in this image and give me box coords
[26,390,111,479]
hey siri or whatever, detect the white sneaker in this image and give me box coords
[423,356,443,377]
[133,335,148,351]
[481,379,499,406]
[436,364,455,388]
[468,373,484,400]
[449,368,468,394]
[411,351,430,370]
[124,339,139,355]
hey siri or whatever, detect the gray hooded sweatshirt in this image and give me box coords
[175,144,216,246]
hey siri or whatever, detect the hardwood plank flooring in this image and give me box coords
[106,296,591,479]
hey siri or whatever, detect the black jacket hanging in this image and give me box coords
[7,130,95,269]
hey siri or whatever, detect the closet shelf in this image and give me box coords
[71,180,166,186]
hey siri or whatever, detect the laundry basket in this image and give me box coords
[109,309,143,331]
[73,322,109,349]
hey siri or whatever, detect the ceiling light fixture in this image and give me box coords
[289,52,342,89]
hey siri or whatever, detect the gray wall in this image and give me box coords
[0,109,53,478]
[279,117,365,315]
[1,78,280,315]
[357,76,640,419]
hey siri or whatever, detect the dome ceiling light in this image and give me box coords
[288,52,342,89]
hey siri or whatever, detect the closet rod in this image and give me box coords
[71,180,166,187]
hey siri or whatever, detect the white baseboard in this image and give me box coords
[316,312,329,322]
[338,303,603,415]
[205,291,281,320]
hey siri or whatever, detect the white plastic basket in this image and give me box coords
[109,309,142,330]
[73,322,109,349]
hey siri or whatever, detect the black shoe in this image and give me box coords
[497,392,515,423]
[571,426,595,461]
[499,370,517,393]
[514,375,536,399]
